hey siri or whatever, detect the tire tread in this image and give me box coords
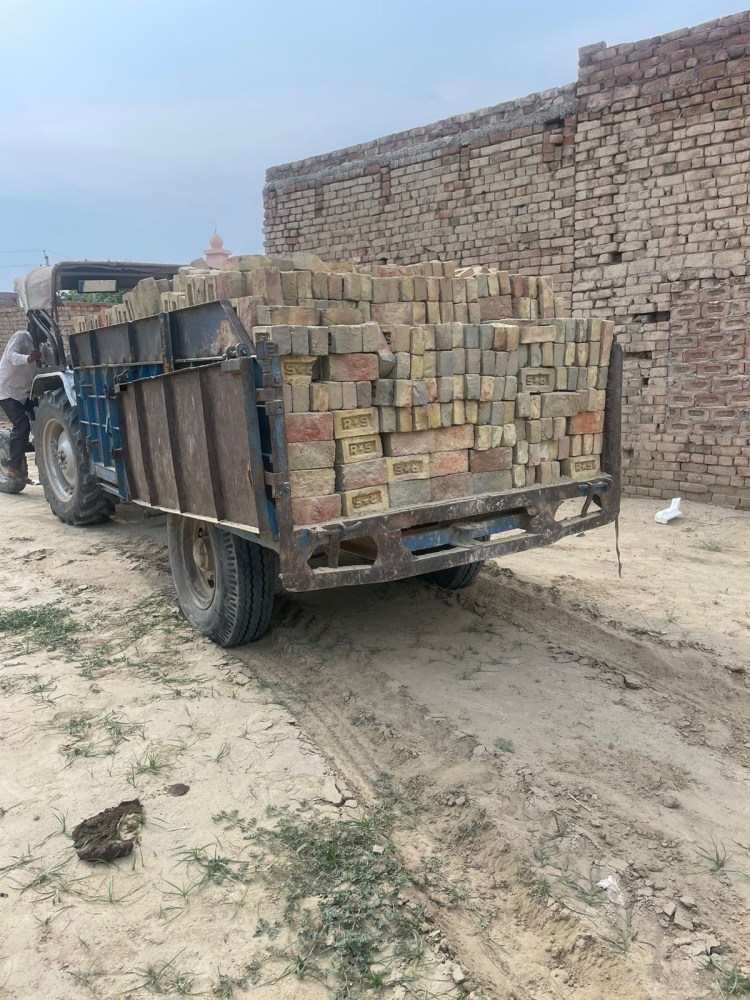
[420,559,485,590]
[35,389,114,525]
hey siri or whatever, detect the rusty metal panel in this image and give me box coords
[137,378,180,510]
[199,365,258,526]
[117,362,259,530]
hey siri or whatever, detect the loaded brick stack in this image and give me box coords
[75,255,614,526]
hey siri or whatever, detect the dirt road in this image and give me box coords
[1,483,749,1000]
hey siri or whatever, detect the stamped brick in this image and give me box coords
[387,454,430,481]
[333,407,379,439]
[280,355,319,384]
[561,455,601,480]
[335,434,383,464]
[520,368,556,393]
[340,484,390,516]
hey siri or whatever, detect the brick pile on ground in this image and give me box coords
[75,254,613,526]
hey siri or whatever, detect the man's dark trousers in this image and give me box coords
[0,398,31,472]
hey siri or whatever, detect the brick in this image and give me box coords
[382,429,435,456]
[371,302,415,325]
[290,327,309,355]
[335,458,388,491]
[433,424,475,450]
[374,379,395,406]
[308,327,329,356]
[541,392,581,418]
[329,325,363,353]
[469,447,512,472]
[379,406,397,433]
[561,455,601,480]
[388,479,432,509]
[471,470,513,494]
[430,472,471,501]
[341,382,357,409]
[340,484,389,516]
[289,469,336,497]
[519,325,557,344]
[333,407,379,439]
[280,355,319,384]
[335,434,382,464]
[256,305,318,326]
[323,353,378,382]
[569,410,605,435]
[430,450,469,476]
[322,306,365,325]
[284,412,333,443]
[479,296,513,321]
[520,368,556,393]
[387,454,430,481]
[309,383,329,412]
[287,441,336,471]
[291,494,342,525]
[356,382,372,408]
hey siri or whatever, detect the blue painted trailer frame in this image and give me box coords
[65,300,622,594]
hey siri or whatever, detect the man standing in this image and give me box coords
[0,328,53,483]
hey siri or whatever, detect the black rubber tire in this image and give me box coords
[167,515,276,647]
[34,389,115,525]
[0,429,27,494]
[420,560,485,590]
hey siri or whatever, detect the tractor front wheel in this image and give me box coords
[34,389,115,525]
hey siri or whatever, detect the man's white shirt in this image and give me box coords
[0,331,54,402]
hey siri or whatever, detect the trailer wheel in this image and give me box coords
[0,429,27,494]
[420,560,485,590]
[167,515,275,647]
[34,389,115,525]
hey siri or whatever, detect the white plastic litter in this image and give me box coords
[655,497,682,525]
[597,875,627,907]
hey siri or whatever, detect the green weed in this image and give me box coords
[0,603,79,651]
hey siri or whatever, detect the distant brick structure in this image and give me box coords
[265,12,750,508]
[0,299,108,425]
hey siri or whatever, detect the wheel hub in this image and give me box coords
[192,536,211,574]
[185,523,216,608]
[41,418,78,500]
[56,433,76,485]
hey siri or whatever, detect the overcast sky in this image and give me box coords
[1,0,745,290]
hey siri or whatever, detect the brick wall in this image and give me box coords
[0,301,109,425]
[265,85,578,294]
[0,300,111,356]
[264,11,750,508]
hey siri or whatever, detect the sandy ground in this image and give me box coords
[1,481,749,1000]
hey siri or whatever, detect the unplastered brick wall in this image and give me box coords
[265,10,750,508]
[0,302,26,356]
[0,300,110,357]
[265,85,578,294]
